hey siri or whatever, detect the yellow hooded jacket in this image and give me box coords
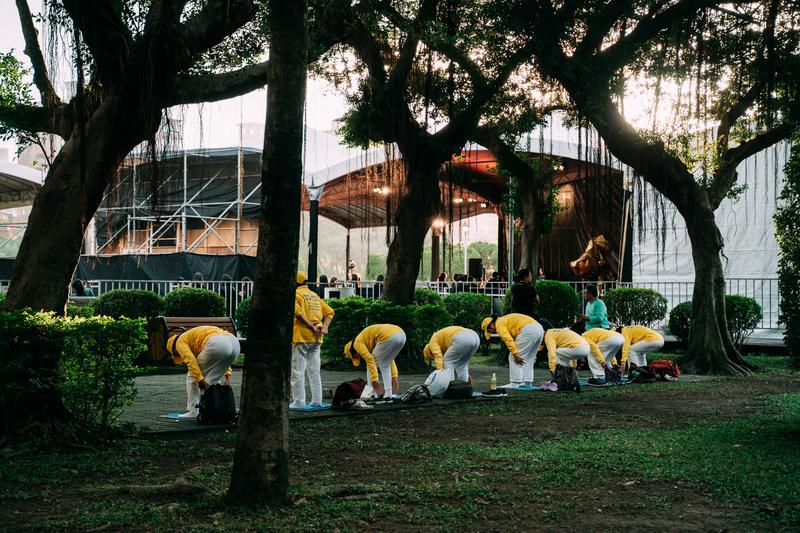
[619,325,663,366]
[582,328,622,366]
[293,285,334,343]
[346,324,403,382]
[170,326,234,383]
[544,328,590,373]
[424,326,470,369]
[487,313,536,355]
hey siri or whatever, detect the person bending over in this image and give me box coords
[542,326,606,384]
[344,324,406,399]
[167,325,240,418]
[615,325,665,369]
[292,271,335,409]
[423,326,481,383]
[583,327,625,370]
[482,313,543,388]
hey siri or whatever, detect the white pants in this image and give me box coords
[186,334,240,412]
[554,342,596,377]
[628,337,665,367]
[361,331,407,399]
[508,322,544,385]
[597,334,625,368]
[443,330,480,381]
[291,342,322,406]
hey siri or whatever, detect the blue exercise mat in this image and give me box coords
[289,403,332,412]
[515,385,538,391]
[159,412,194,420]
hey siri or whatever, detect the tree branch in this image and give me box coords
[474,125,547,190]
[167,61,270,106]
[62,0,134,87]
[144,0,189,35]
[0,103,70,137]
[15,0,61,109]
[574,0,632,59]
[386,0,440,94]
[709,121,793,208]
[177,0,258,61]
[716,81,763,155]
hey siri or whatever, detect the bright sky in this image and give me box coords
[0,1,349,158]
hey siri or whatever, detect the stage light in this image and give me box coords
[372,186,390,195]
[480,202,488,208]
[432,219,446,229]
[453,198,464,204]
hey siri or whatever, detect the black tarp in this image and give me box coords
[0,253,257,281]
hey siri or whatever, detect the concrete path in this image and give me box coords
[120,364,709,433]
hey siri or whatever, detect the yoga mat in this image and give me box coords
[159,412,194,420]
[289,403,332,412]
[473,391,508,398]
[515,385,538,391]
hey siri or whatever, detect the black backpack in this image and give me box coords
[553,364,581,393]
[197,384,237,425]
[444,379,473,399]
[604,365,623,384]
[401,384,432,404]
[332,378,368,409]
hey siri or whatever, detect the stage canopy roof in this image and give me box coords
[0,160,43,209]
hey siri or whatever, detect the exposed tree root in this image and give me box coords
[90,467,208,500]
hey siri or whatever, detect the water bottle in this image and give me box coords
[490,373,497,390]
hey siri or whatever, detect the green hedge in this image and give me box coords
[321,297,453,372]
[162,288,226,317]
[235,297,252,336]
[503,280,581,327]
[91,289,162,319]
[776,131,800,368]
[442,292,492,331]
[413,288,442,306]
[604,288,667,327]
[668,295,763,350]
[0,311,144,430]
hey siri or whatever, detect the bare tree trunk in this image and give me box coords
[3,103,133,314]
[383,159,443,304]
[681,207,754,375]
[227,0,307,505]
[517,175,540,276]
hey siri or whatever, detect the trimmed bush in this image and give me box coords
[162,287,226,317]
[67,302,94,318]
[235,297,252,336]
[414,288,442,306]
[604,288,667,327]
[61,316,144,426]
[91,289,162,319]
[321,296,453,372]
[0,292,5,307]
[443,292,492,331]
[669,296,763,350]
[502,281,580,327]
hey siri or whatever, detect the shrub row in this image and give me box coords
[62,287,228,320]
[1,310,146,429]
[668,295,762,350]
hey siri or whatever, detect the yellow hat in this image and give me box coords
[481,317,494,340]
[296,271,308,284]
[423,345,432,361]
[344,341,361,366]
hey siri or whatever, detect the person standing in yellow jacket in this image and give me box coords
[615,325,665,368]
[542,327,606,384]
[292,272,335,409]
[344,324,406,399]
[166,325,240,418]
[583,328,625,370]
[482,313,543,388]
[423,326,481,383]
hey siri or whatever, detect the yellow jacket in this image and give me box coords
[349,324,403,382]
[425,326,471,369]
[495,313,536,355]
[582,328,622,366]
[619,326,663,366]
[293,285,334,343]
[544,328,589,373]
[173,326,234,382]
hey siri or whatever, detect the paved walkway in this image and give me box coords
[120,364,710,433]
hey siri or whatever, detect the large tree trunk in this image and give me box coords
[681,204,754,375]
[227,0,307,505]
[383,157,443,304]
[3,101,137,314]
[517,175,540,276]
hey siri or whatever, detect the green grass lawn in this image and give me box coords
[2,362,799,531]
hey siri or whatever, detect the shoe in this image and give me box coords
[502,382,519,389]
[352,399,373,410]
[587,377,607,386]
[289,401,306,409]
[178,410,198,419]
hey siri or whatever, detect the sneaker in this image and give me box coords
[289,401,306,409]
[587,377,607,386]
[178,410,198,419]
[352,399,373,410]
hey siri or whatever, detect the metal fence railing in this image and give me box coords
[0,277,781,330]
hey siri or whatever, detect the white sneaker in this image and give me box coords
[502,383,519,389]
[178,410,198,419]
[352,400,373,410]
[289,401,306,409]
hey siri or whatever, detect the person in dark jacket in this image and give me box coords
[510,268,540,317]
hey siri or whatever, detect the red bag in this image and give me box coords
[650,359,681,380]
[332,378,367,408]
